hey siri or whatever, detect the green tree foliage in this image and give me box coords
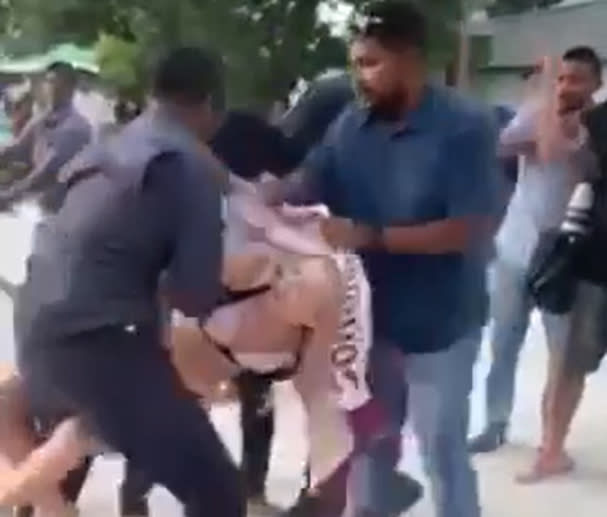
[4,0,466,106]
[5,0,354,107]
[95,34,144,98]
[488,0,561,16]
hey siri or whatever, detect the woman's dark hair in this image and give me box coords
[350,0,427,53]
[153,47,225,111]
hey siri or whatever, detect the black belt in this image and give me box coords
[215,284,272,308]
[210,284,306,381]
[217,336,305,383]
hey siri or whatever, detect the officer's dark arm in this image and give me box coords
[164,158,224,318]
[264,112,342,205]
[262,125,306,178]
[263,134,335,206]
[265,167,323,205]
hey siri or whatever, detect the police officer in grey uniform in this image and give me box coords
[14,47,244,517]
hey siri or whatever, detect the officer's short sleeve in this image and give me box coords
[151,153,223,318]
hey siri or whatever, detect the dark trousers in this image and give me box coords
[21,324,245,517]
[120,370,276,507]
[236,372,274,498]
[27,341,277,513]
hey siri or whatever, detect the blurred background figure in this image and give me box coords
[0,83,34,189]
[114,97,143,126]
[4,83,34,138]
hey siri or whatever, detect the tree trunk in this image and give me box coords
[455,19,470,90]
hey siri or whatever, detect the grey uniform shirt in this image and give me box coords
[0,102,92,208]
[17,148,223,347]
[497,104,584,268]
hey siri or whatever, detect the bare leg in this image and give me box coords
[517,352,577,484]
[0,374,36,468]
[0,373,71,514]
[202,254,380,515]
[288,258,354,517]
[0,418,91,507]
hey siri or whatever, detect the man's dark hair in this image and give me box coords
[153,47,225,111]
[350,0,427,53]
[562,46,603,80]
[211,110,305,179]
[46,61,77,86]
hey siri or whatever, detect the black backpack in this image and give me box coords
[527,102,607,311]
[575,102,607,286]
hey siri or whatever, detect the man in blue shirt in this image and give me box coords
[267,2,498,516]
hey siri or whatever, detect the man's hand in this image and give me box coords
[320,217,375,249]
[559,110,583,140]
[256,176,285,206]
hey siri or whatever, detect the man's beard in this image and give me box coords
[362,88,409,121]
[556,92,587,115]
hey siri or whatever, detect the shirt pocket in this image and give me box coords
[380,143,443,223]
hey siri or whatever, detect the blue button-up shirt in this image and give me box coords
[293,85,498,353]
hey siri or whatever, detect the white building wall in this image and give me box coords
[472,69,607,108]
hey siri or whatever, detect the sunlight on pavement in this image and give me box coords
[0,202,39,286]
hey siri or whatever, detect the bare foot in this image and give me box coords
[35,503,79,517]
[516,452,574,484]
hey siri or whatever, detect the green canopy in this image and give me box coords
[0,43,98,75]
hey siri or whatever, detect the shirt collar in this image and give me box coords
[357,84,436,134]
[44,101,74,128]
[148,102,202,150]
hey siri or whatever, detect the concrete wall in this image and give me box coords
[472,72,527,107]
[484,0,607,67]
[472,69,607,107]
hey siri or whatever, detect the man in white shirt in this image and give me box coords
[469,46,602,483]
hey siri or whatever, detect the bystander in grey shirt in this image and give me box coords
[16,106,223,347]
[496,103,585,268]
[0,101,91,209]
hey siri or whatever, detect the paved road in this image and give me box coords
[1,211,606,516]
